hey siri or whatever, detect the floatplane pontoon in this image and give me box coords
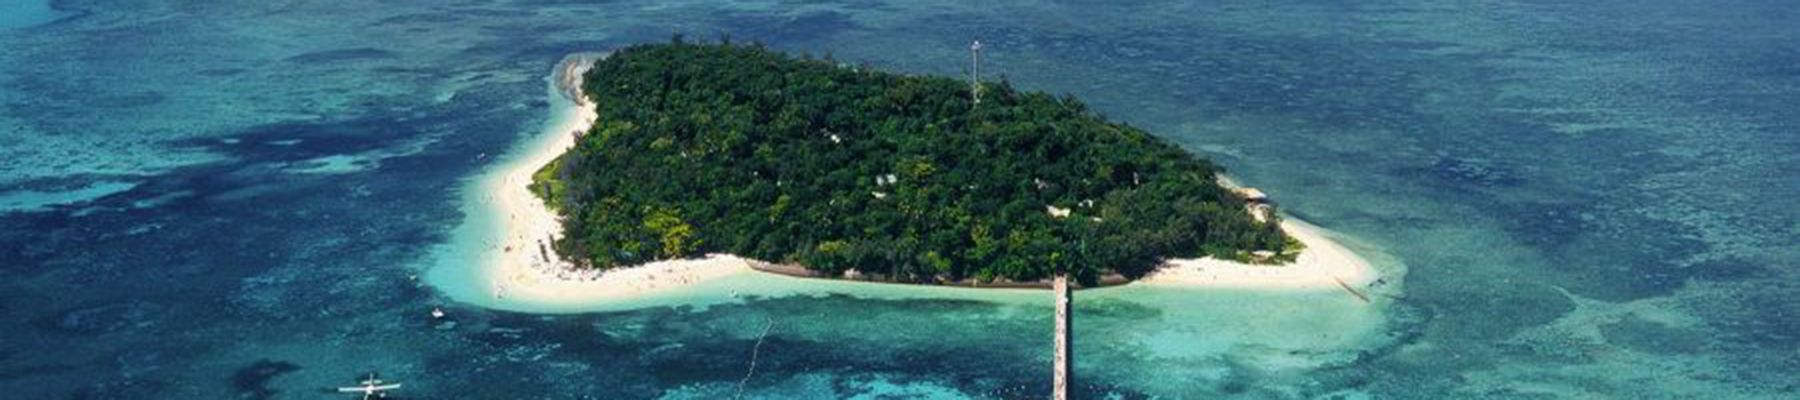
[337,373,401,399]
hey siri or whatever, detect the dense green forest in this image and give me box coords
[541,41,1288,285]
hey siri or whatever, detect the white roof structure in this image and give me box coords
[1236,187,1269,202]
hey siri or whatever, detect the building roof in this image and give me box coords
[1237,187,1269,201]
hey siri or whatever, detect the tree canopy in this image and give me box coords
[541,42,1287,285]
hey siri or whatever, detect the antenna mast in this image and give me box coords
[970,40,983,106]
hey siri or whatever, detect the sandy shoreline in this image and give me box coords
[461,53,1389,310]
[1133,176,1391,297]
[478,53,754,308]
[1140,219,1386,296]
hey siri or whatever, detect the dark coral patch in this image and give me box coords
[230,359,302,400]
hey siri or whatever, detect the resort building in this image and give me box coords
[1236,187,1274,223]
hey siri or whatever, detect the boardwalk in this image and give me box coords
[1053,274,1070,400]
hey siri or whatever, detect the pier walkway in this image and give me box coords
[1053,274,1070,400]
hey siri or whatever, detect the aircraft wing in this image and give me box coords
[334,383,400,392]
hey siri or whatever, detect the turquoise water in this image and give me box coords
[0,0,69,30]
[3,0,1796,398]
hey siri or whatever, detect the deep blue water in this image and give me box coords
[3,0,1797,398]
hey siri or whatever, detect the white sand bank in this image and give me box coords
[473,53,755,310]
[1139,219,1386,296]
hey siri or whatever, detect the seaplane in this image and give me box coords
[336,373,402,399]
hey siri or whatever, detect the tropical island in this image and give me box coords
[427,41,1385,311]
[532,41,1295,287]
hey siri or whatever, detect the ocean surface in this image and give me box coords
[2,0,1795,398]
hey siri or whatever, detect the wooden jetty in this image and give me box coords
[1053,273,1070,400]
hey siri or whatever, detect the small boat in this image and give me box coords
[337,373,401,399]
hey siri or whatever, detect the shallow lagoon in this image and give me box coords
[2,0,1795,398]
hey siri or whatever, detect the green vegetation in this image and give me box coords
[530,156,568,211]
[546,42,1287,285]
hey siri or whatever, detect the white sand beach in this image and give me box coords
[475,53,752,309]
[1136,177,1388,298]
[1139,219,1385,297]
